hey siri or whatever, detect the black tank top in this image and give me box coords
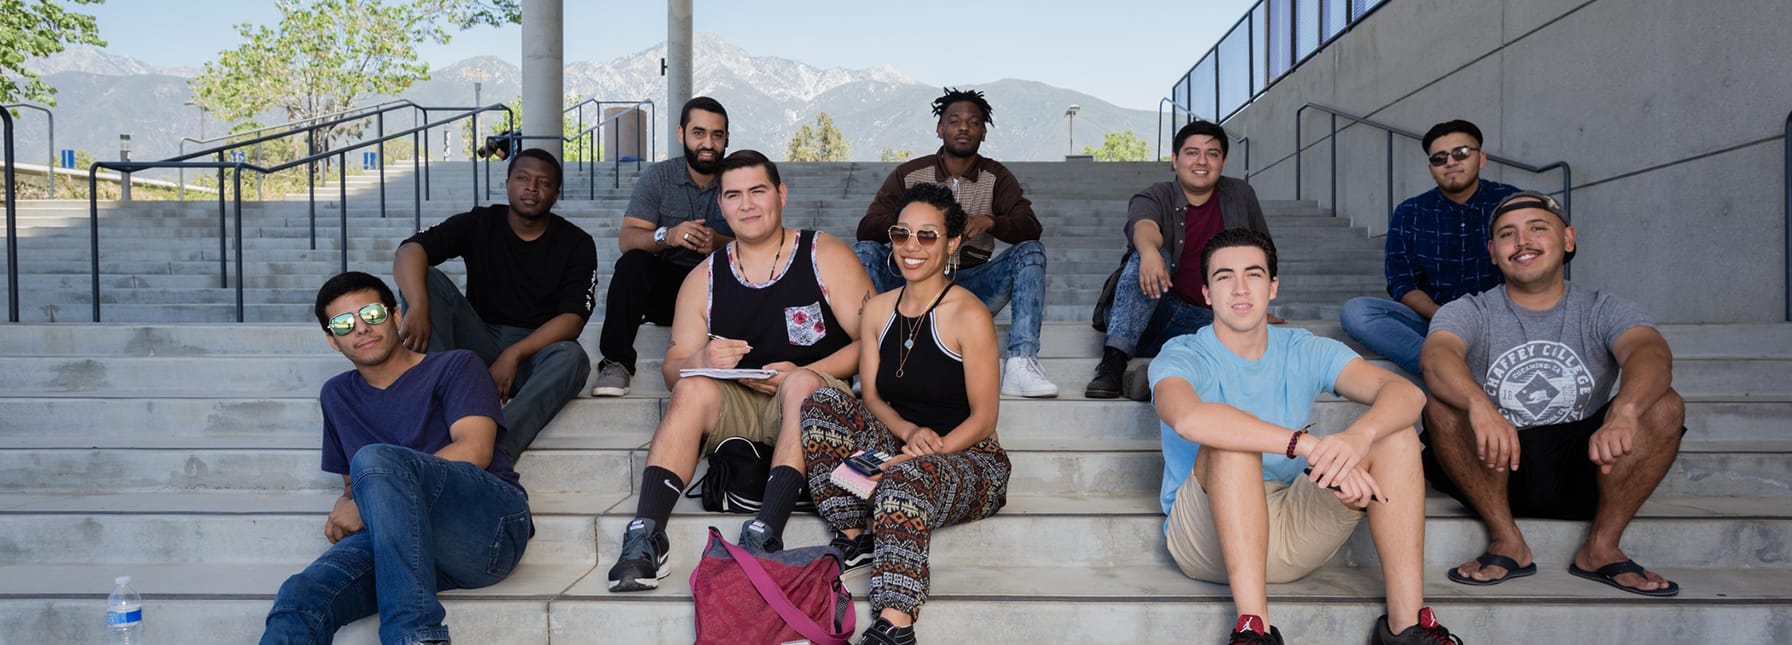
[707,229,849,370]
[875,286,971,434]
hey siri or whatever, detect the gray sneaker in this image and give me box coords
[591,359,631,397]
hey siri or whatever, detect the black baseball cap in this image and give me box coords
[1489,190,1573,263]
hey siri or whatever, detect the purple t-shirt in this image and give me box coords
[320,350,523,493]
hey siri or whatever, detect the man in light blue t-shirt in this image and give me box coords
[1149,229,1460,645]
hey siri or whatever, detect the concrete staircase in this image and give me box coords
[1,162,1788,642]
[0,161,1382,323]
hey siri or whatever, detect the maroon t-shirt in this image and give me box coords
[1171,197,1224,306]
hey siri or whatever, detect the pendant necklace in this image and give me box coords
[893,283,951,378]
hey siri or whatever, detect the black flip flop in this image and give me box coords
[1446,552,1537,586]
[1568,560,1681,597]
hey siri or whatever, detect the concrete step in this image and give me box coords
[1,564,1779,644]
[1,439,1782,499]
[2,352,1778,398]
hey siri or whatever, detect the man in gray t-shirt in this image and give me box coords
[593,97,736,397]
[1420,191,1684,598]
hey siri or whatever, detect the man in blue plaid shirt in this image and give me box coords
[1341,120,1518,376]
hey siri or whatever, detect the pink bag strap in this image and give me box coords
[712,527,852,645]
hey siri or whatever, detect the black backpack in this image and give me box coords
[685,436,815,513]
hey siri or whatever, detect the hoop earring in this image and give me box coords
[946,253,959,280]
[884,249,901,279]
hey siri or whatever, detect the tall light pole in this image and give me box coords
[183,101,207,140]
[1064,104,1080,157]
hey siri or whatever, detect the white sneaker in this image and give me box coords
[1001,356,1060,398]
[591,360,631,397]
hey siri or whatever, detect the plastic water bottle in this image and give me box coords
[105,575,142,644]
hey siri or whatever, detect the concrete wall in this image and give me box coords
[1223,0,1792,322]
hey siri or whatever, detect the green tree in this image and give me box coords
[190,0,517,167]
[785,112,849,162]
[1083,130,1150,162]
[1,0,106,105]
[878,147,913,163]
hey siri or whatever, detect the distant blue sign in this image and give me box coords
[362,151,378,170]
[230,151,247,164]
[60,149,75,169]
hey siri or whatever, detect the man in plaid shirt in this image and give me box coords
[1341,120,1518,376]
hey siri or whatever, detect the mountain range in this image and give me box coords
[12,36,1160,174]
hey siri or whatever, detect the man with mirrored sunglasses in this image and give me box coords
[262,271,531,644]
[393,148,597,459]
[1341,119,1519,378]
[853,87,1058,399]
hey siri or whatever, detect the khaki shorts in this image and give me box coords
[1166,472,1365,584]
[700,371,852,456]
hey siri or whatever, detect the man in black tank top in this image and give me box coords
[607,151,876,592]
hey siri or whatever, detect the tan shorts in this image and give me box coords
[1166,472,1365,584]
[700,371,852,455]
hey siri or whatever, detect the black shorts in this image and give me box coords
[1421,402,1612,521]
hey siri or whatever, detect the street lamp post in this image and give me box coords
[1064,105,1080,157]
[118,134,132,201]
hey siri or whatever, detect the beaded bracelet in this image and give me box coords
[1285,424,1313,459]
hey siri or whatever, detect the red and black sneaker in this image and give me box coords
[1229,615,1285,645]
[1374,607,1464,644]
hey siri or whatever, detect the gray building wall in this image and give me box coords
[1221,0,1791,323]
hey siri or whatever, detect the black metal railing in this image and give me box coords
[2,104,53,200]
[86,105,509,322]
[3,107,18,321]
[1784,109,1790,321]
[1293,103,1573,222]
[1167,0,1390,133]
[1156,97,1252,179]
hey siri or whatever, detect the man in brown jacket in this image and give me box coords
[1087,121,1272,399]
[854,87,1058,398]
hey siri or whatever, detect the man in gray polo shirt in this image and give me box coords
[592,97,736,396]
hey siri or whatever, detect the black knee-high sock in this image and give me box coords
[634,465,685,530]
[754,466,805,536]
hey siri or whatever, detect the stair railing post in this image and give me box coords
[377,111,387,219]
[233,167,245,323]
[86,169,99,322]
[217,151,227,288]
[1329,113,1337,217]
[2,107,16,321]
[339,151,349,275]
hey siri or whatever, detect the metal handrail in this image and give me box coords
[1155,97,1251,179]
[85,105,508,322]
[3,108,18,321]
[1293,103,1573,224]
[2,104,52,199]
[1784,109,1790,321]
[176,99,424,199]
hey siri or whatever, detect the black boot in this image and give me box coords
[1084,346,1129,398]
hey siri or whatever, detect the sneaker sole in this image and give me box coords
[606,560,670,592]
[1001,387,1060,398]
[591,387,630,397]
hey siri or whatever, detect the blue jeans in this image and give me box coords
[1339,296,1428,376]
[261,445,532,645]
[854,240,1046,357]
[1103,252,1215,358]
[417,268,591,458]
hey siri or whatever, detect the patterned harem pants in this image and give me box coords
[799,386,1010,617]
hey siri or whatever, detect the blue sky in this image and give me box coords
[82,0,1256,110]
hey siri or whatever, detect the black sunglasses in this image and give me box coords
[1428,145,1479,167]
[327,303,390,337]
[888,225,942,246]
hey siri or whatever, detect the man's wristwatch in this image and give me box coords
[653,226,670,247]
